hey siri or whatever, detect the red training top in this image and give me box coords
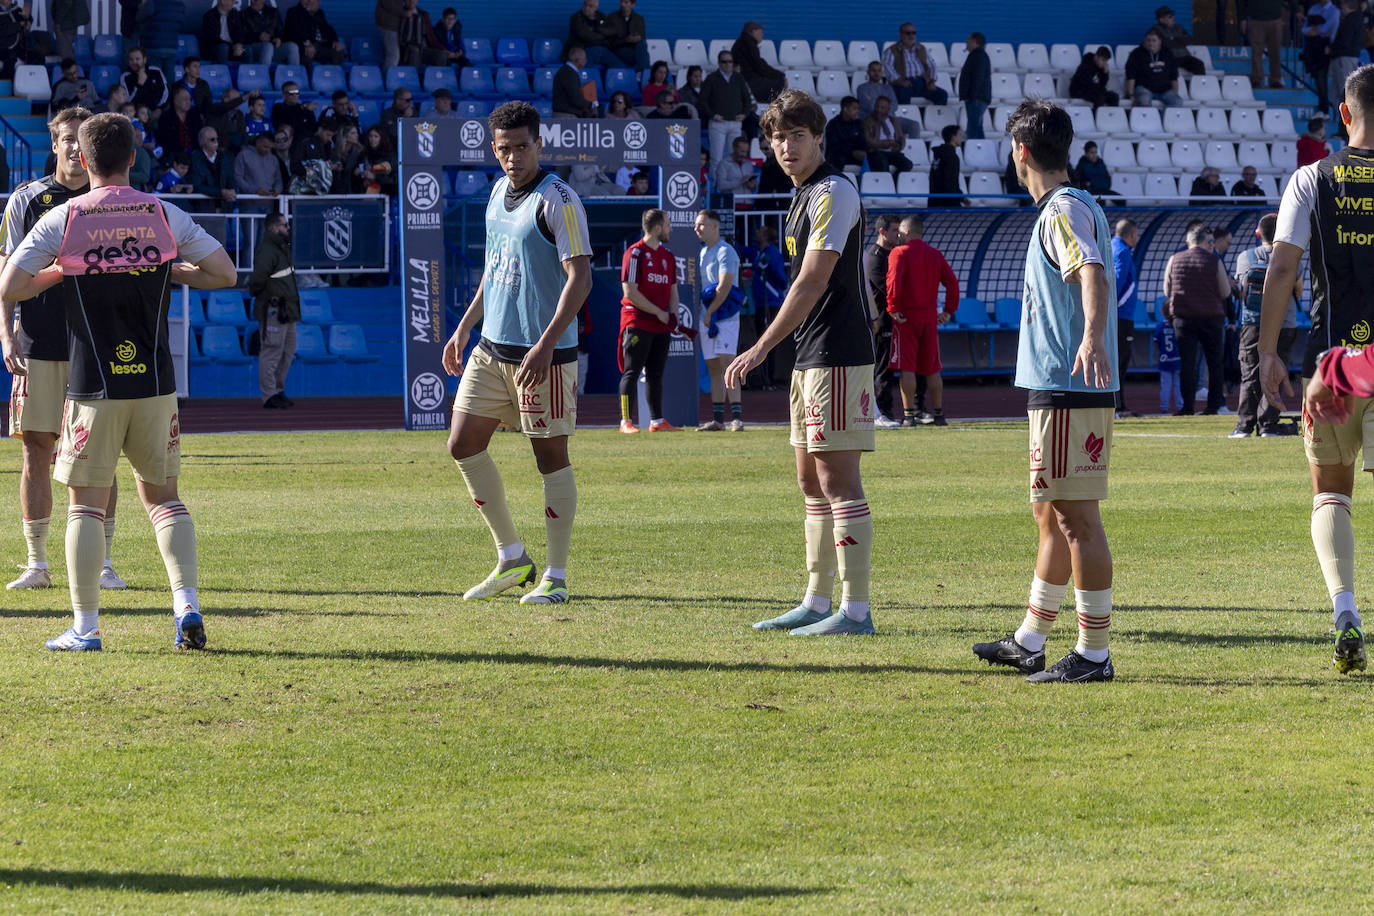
[1297,136,1327,168]
[885,238,959,321]
[619,238,676,334]
[1319,345,1374,398]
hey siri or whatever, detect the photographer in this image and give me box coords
[248,213,300,409]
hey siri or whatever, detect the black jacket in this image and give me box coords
[247,230,299,321]
[958,46,991,103]
[284,3,338,46]
[930,144,962,197]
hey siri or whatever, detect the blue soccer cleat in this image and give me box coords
[175,610,207,650]
[46,627,102,651]
[752,605,831,630]
[790,611,876,636]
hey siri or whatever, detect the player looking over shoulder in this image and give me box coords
[443,100,592,606]
[1260,64,1374,675]
[0,106,128,593]
[0,112,237,651]
[972,100,1119,683]
[726,88,878,637]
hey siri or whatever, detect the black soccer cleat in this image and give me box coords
[1334,625,1367,675]
[1026,650,1114,683]
[972,634,1046,674]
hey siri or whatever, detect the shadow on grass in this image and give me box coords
[0,606,401,620]
[1125,629,1327,648]
[0,868,828,901]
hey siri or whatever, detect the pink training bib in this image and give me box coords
[57,185,178,276]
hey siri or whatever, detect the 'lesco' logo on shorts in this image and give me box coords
[110,337,147,373]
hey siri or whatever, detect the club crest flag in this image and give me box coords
[415,121,438,159]
[666,123,688,160]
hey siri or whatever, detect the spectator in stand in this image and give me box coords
[272,126,293,188]
[882,23,947,105]
[103,83,129,114]
[1248,0,1285,88]
[50,0,88,63]
[121,46,168,112]
[698,49,753,166]
[565,163,623,196]
[930,124,966,206]
[641,60,672,107]
[321,89,359,128]
[1189,166,1228,202]
[646,88,689,118]
[284,0,346,65]
[171,56,213,112]
[398,0,446,67]
[234,130,282,208]
[749,224,788,388]
[1126,30,1182,107]
[50,59,98,113]
[864,213,903,425]
[553,46,594,118]
[715,135,756,193]
[331,122,363,192]
[190,125,236,213]
[155,151,193,192]
[359,126,396,196]
[605,0,649,72]
[212,87,249,152]
[628,170,651,195]
[244,91,273,139]
[241,0,299,66]
[1073,140,1117,199]
[732,21,785,104]
[375,0,402,69]
[678,65,704,110]
[1112,219,1141,417]
[1302,0,1338,115]
[139,0,183,77]
[1330,0,1363,109]
[1163,223,1231,415]
[427,7,470,67]
[155,87,204,157]
[1231,165,1269,200]
[567,0,617,69]
[864,96,911,175]
[1297,116,1330,165]
[886,214,957,426]
[1070,46,1119,110]
[824,96,867,171]
[425,88,460,118]
[292,115,336,179]
[857,60,895,116]
[377,87,414,141]
[1152,5,1205,74]
[605,90,640,119]
[201,0,248,64]
[959,32,991,141]
[272,81,317,138]
[0,0,27,80]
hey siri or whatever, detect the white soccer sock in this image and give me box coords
[1334,591,1360,628]
[1015,576,1067,652]
[74,610,98,634]
[801,593,831,614]
[498,542,526,562]
[1074,587,1112,662]
[840,599,869,622]
[544,566,566,581]
[22,516,49,568]
[174,587,199,615]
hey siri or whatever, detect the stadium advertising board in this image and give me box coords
[403,117,699,170]
[290,197,389,270]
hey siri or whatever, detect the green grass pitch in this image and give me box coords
[0,418,1368,913]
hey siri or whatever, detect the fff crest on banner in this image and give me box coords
[414,121,437,159]
[406,172,441,210]
[665,170,699,209]
[460,119,486,148]
[623,121,647,150]
[410,372,446,411]
[666,124,688,160]
[322,206,352,261]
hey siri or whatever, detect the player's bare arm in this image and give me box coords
[622,279,669,322]
[0,261,62,303]
[1258,240,1303,410]
[1305,373,1350,425]
[725,248,839,389]
[0,296,24,375]
[515,254,591,389]
[169,248,236,290]
[1069,262,1112,389]
[443,275,486,377]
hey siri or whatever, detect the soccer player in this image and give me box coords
[727,89,877,636]
[694,209,745,432]
[1258,64,1374,674]
[0,107,128,592]
[443,101,592,606]
[0,112,237,651]
[972,100,1119,682]
[617,208,680,434]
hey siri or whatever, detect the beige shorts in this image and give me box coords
[788,365,876,452]
[1028,406,1113,502]
[1303,386,1374,468]
[454,344,576,438]
[9,358,68,438]
[55,394,181,488]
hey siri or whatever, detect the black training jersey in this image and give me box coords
[1275,146,1374,376]
[783,163,874,369]
[0,175,89,360]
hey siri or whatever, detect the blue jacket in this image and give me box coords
[1154,322,1180,371]
[752,243,788,310]
[1111,235,1137,322]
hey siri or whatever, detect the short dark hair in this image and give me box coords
[78,112,136,177]
[760,88,826,139]
[282,80,298,93]
[757,224,776,242]
[317,116,338,132]
[48,105,91,141]
[1096,45,1112,58]
[1005,99,1073,172]
[171,151,191,166]
[183,55,199,66]
[840,95,858,108]
[1083,140,1098,152]
[642,208,667,233]
[59,57,76,69]
[969,32,985,47]
[687,65,703,77]
[941,124,960,143]
[874,213,900,232]
[1307,116,1325,132]
[441,6,456,14]
[489,100,540,135]
[1212,225,1231,239]
[1345,65,1374,120]
[434,88,452,100]
[393,86,411,102]
[697,208,721,223]
[266,212,288,230]
[1258,212,1278,243]
[331,89,348,101]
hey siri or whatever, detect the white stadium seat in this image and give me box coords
[777,39,813,69]
[1238,140,1272,170]
[759,39,779,67]
[814,70,849,99]
[1263,108,1296,137]
[941,42,961,71]
[1115,172,1146,205]
[1095,106,1135,138]
[860,171,896,197]
[1050,43,1081,71]
[1171,140,1205,170]
[1022,72,1057,99]
[1017,43,1051,71]
[813,40,846,69]
[1068,105,1099,137]
[673,39,708,69]
[999,136,1014,162]
[646,38,672,67]
[991,105,1013,134]
[1146,173,1179,201]
[1068,136,1087,166]
[1205,140,1239,169]
[822,101,842,120]
[850,69,866,94]
[1264,175,1282,200]
[959,104,993,136]
[1114,44,1135,70]
[895,104,921,129]
[1189,75,1222,103]
[1136,139,1172,169]
[904,138,930,168]
[922,105,959,137]
[1220,171,1242,191]
[986,42,1018,72]
[1129,106,1167,138]
[1195,108,1237,140]
[847,40,880,69]
[897,170,929,208]
[13,65,50,100]
[968,171,1003,206]
[1270,139,1298,171]
[1230,108,1264,138]
[963,138,1002,172]
[1163,107,1202,139]
[1187,45,1214,71]
[1104,139,1140,170]
[933,73,956,104]
[787,70,816,95]
[1222,75,1263,106]
[707,39,733,64]
[991,72,1021,102]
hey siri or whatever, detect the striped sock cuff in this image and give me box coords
[68,505,105,522]
[148,500,190,531]
[1314,492,1353,515]
[831,499,870,522]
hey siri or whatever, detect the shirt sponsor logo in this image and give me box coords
[1333,164,1374,182]
[1336,224,1374,246]
[109,338,147,374]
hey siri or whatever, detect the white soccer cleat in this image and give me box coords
[7,565,51,589]
[463,553,537,600]
[100,565,128,590]
[519,578,569,604]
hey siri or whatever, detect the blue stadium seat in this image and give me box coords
[274,64,308,90]
[311,64,346,95]
[350,36,381,64]
[456,99,488,118]
[235,63,271,93]
[452,170,489,196]
[298,290,335,325]
[168,292,207,329]
[176,34,198,62]
[385,65,421,93]
[459,67,499,99]
[327,323,379,363]
[531,67,556,97]
[532,37,562,67]
[354,98,380,126]
[73,34,92,67]
[200,64,232,97]
[293,323,335,364]
[1153,295,1168,319]
[462,37,494,66]
[187,333,209,365]
[604,67,638,97]
[349,65,384,95]
[89,64,120,97]
[579,67,604,101]
[993,297,1021,328]
[531,98,553,119]
[200,325,252,364]
[952,297,994,330]
[496,37,532,67]
[422,66,458,93]
[93,34,122,64]
[206,291,251,328]
[494,67,532,98]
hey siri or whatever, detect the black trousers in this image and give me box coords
[1236,324,1297,431]
[1174,315,1225,414]
[1115,316,1134,411]
[872,314,898,416]
[619,327,670,418]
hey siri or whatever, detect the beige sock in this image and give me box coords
[456,451,520,549]
[22,515,49,567]
[804,498,836,600]
[542,465,577,571]
[149,501,197,591]
[1313,493,1355,601]
[1074,587,1112,657]
[66,505,104,619]
[831,498,872,604]
[103,516,116,566]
